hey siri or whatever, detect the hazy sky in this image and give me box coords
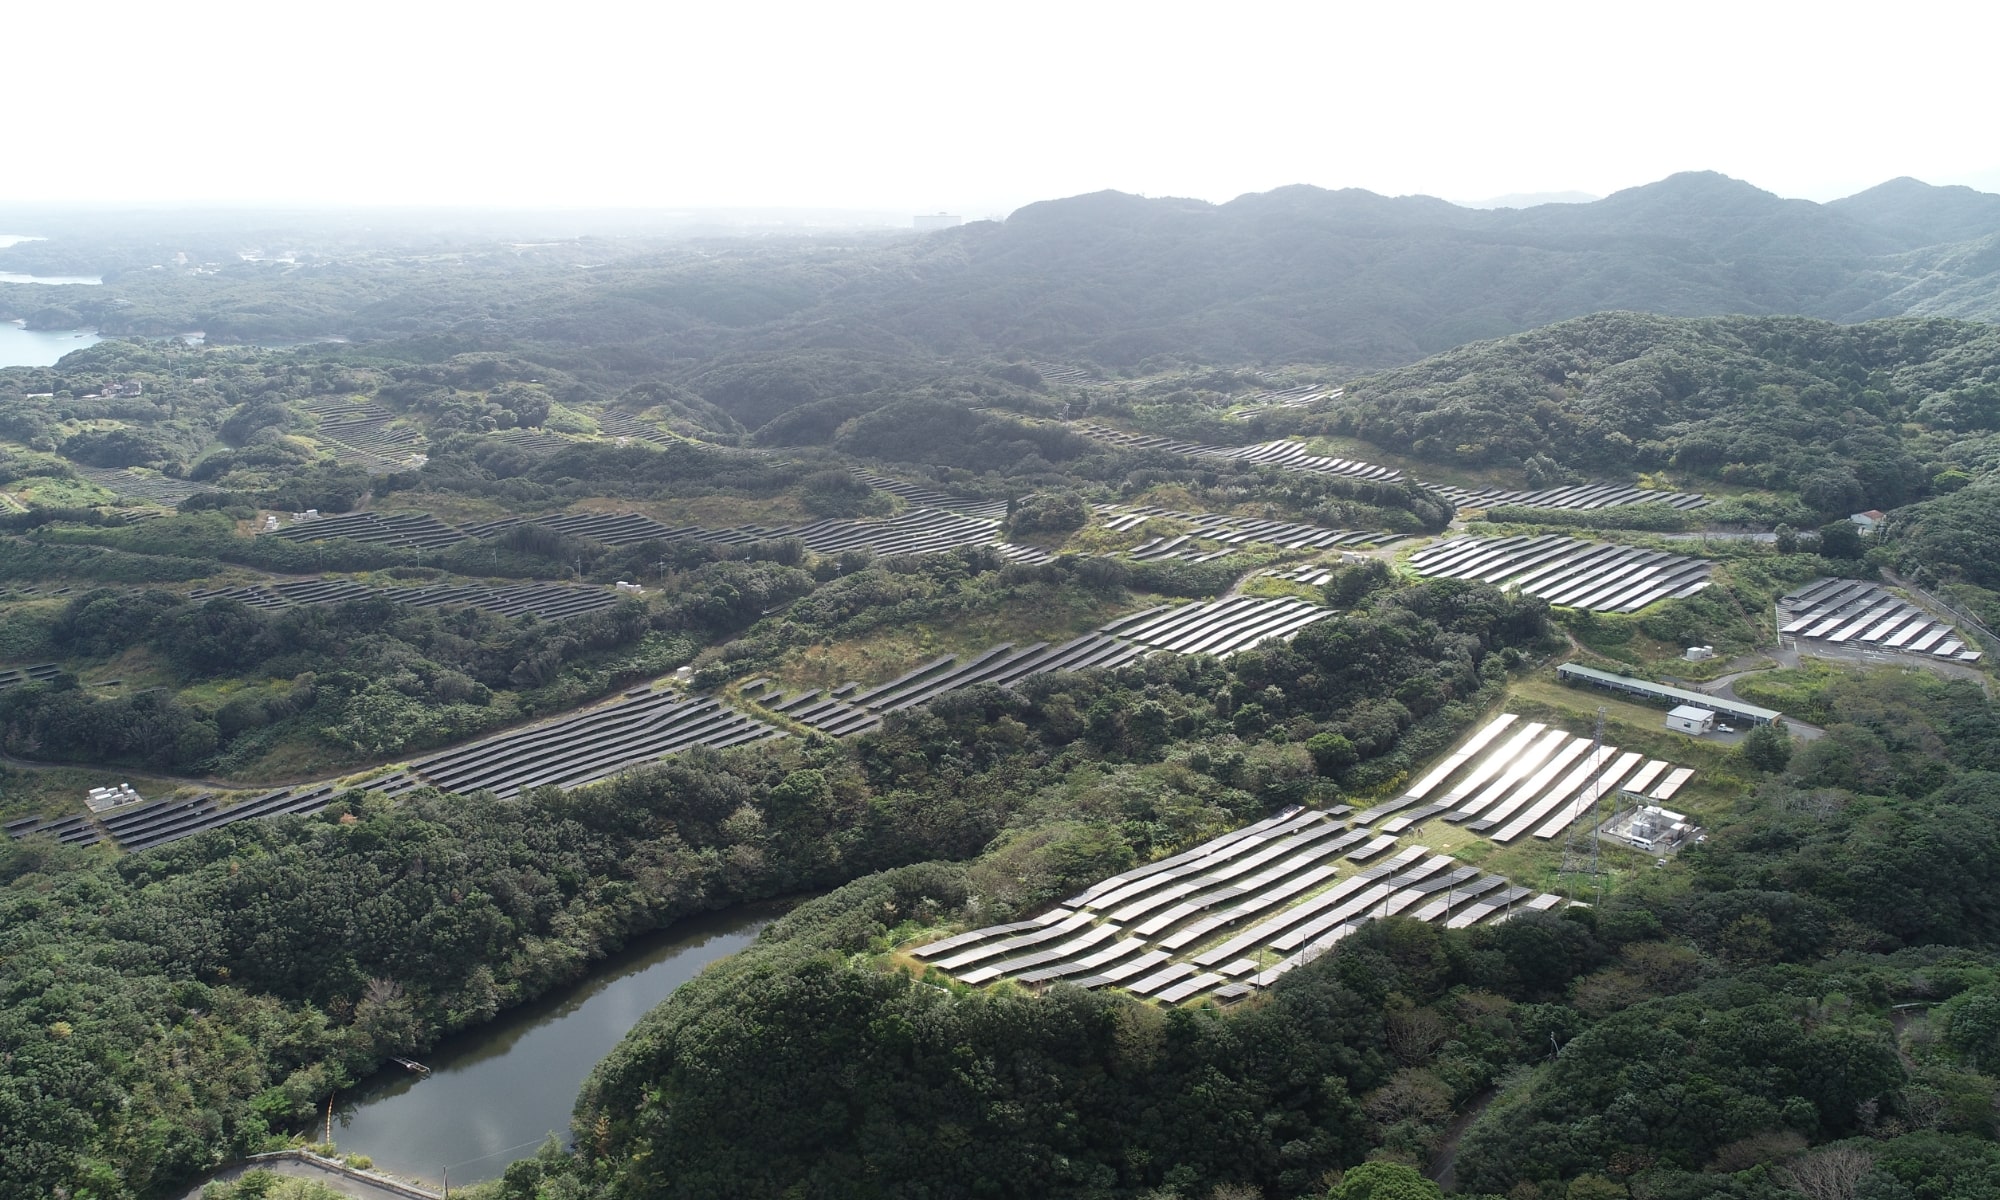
[10,0,1997,216]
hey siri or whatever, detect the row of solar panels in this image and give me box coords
[913,807,1563,1006]
[1073,424,1404,484]
[1409,535,1713,613]
[1434,482,1709,511]
[187,579,621,622]
[1353,713,1692,844]
[1779,578,1982,662]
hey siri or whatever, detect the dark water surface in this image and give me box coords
[335,905,779,1185]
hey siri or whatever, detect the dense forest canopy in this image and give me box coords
[6,174,2000,1200]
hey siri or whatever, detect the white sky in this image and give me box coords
[9,0,1998,215]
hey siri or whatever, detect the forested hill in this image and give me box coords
[1311,312,2000,512]
[7,173,1999,376]
[793,172,2000,367]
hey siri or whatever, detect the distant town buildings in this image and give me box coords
[913,213,964,232]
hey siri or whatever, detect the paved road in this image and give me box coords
[176,1154,441,1200]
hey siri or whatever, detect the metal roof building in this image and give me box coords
[1557,662,1782,726]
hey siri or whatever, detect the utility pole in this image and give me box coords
[1560,707,1608,904]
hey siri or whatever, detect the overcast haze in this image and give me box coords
[9,0,1998,215]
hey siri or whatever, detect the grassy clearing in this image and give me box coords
[1238,575,1324,602]
[769,588,1143,690]
[14,474,116,507]
[372,490,520,526]
[0,762,197,824]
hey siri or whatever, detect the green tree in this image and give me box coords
[1329,1161,1443,1200]
[1818,520,1864,560]
[1740,721,1794,773]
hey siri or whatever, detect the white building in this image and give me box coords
[1666,705,1717,736]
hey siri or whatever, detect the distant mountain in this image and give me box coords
[15,172,2000,393]
[766,172,2000,369]
[1828,177,2000,248]
[1461,190,1599,209]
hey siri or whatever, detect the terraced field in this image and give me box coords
[1780,577,1983,662]
[1352,712,1694,843]
[912,808,1563,1004]
[1408,535,1712,613]
[188,579,621,621]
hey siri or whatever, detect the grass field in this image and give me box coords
[769,590,1148,690]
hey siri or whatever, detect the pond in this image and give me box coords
[332,904,780,1186]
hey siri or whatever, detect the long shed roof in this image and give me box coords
[1558,663,1781,723]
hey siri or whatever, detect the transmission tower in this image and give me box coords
[1560,707,1608,903]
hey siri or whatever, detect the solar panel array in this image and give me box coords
[1237,384,1341,409]
[1070,421,1713,513]
[1074,424,1403,483]
[5,783,343,853]
[765,597,1334,737]
[749,632,1148,737]
[301,396,428,472]
[1353,712,1694,843]
[1408,535,1712,613]
[188,579,621,621]
[405,689,784,799]
[1263,564,1335,587]
[1097,505,1397,563]
[851,471,1012,521]
[912,808,1563,1004]
[593,409,678,446]
[273,511,469,550]
[0,663,62,690]
[70,465,217,505]
[1779,578,1982,663]
[1432,482,1709,511]
[463,507,1008,558]
[4,692,786,853]
[1101,596,1333,656]
[1024,360,1098,386]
